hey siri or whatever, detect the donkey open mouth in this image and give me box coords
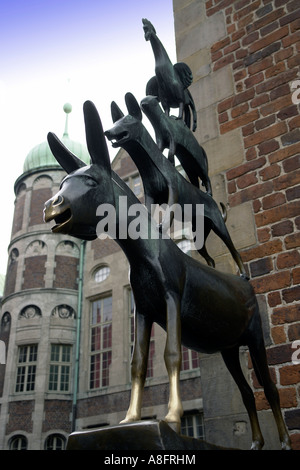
[43,204,73,233]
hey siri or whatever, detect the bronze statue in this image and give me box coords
[105,93,246,277]
[140,95,212,194]
[143,18,197,132]
[44,101,291,450]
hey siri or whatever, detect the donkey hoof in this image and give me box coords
[250,439,264,450]
[281,436,292,450]
[120,415,140,425]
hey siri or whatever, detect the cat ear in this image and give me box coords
[125,92,142,121]
[47,132,86,174]
[111,101,125,123]
[83,100,111,172]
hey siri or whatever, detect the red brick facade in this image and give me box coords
[206,0,300,448]
[11,192,25,236]
[4,260,18,296]
[29,188,52,226]
[53,255,79,290]
[42,400,72,433]
[6,401,34,434]
[77,377,202,421]
[22,256,47,290]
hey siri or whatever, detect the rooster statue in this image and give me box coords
[143,18,197,132]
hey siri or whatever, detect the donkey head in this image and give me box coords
[104,93,143,148]
[44,101,114,240]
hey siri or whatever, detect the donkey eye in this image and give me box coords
[85,177,98,187]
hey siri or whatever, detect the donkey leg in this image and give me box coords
[164,295,183,431]
[221,347,265,449]
[248,332,291,450]
[121,311,152,423]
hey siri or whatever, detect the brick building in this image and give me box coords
[173,0,299,449]
[0,0,299,450]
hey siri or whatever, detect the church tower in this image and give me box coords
[0,105,90,450]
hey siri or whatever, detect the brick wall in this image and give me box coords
[205,0,300,448]
[6,401,34,434]
[53,255,79,290]
[114,154,139,179]
[29,187,52,226]
[91,237,121,260]
[42,400,72,433]
[11,193,25,235]
[22,256,47,290]
[4,260,17,296]
[77,378,201,420]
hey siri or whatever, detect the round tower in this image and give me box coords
[0,105,89,450]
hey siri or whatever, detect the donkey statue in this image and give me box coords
[105,92,246,278]
[43,100,291,450]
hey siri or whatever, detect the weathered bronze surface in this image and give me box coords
[105,93,246,276]
[143,18,197,132]
[44,100,291,450]
[140,95,212,194]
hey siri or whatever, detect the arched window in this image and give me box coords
[94,266,110,283]
[44,434,66,450]
[9,435,28,450]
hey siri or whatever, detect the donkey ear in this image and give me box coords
[47,132,86,174]
[83,100,111,172]
[111,101,124,123]
[125,92,142,121]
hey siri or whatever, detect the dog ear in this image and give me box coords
[83,100,111,173]
[47,132,87,174]
[125,92,142,121]
[111,101,124,123]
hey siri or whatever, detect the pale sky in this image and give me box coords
[0,0,176,273]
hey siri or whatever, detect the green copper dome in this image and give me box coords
[23,104,90,173]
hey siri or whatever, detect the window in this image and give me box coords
[181,413,205,440]
[181,346,199,371]
[132,175,142,196]
[9,435,27,450]
[44,434,66,450]
[90,296,112,389]
[128,289,155,379]
[49,344,72,392]
[125,174,142,197]
[94,266,110,283]
[15,345,37,393]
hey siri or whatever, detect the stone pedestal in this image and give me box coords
[66,420,232,450]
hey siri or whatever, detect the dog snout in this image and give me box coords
[104,130,113,139]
